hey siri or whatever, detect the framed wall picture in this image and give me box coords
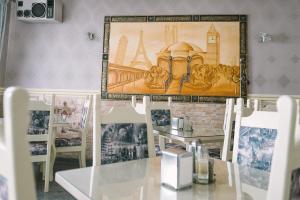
[101,15,247,103]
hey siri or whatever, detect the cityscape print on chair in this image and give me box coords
[101,123,148,165]
[55,100,90,147]
[237,126,277,172]
[239,164,270,190]
[28,111,50,155]
[54,95,92,168]
[150,109,171,126]
[28,111,50,135]
[0,175,8,200]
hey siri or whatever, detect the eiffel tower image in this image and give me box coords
[129,30,152,69]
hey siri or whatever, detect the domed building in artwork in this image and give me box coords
[156,41,206,80]
[145,24,222,93]
[155,24,220,81]
[144,24,227,93]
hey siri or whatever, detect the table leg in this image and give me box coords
[50,127,57,182]
[185,143,190,151]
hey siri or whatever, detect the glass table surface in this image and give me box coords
[56,157,269,200]
[153,125,224,143]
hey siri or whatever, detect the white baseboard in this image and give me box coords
[1,87,300,102]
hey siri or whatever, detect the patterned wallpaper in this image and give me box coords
[3,0,300,95]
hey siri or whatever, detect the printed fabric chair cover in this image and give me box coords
[232,98,280,172]
[0,87,36,200]
[93,94,155,166]
[27,95,54,192]
[231,162,269,200]
[55,95,92,168]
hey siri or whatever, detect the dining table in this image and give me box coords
[55,157,269,200]
[153,125,224,150]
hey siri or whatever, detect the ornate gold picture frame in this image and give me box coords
[101,15,247,103]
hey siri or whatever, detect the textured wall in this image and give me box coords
[4,0,300,95]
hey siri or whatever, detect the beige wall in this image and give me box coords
[4,0,300,95]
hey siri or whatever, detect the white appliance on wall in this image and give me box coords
[16,0,62,23]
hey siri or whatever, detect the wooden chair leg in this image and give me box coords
[41,163,45,180]
[79,150,86,168]
[44,160,50,192]
[49,146,56,182]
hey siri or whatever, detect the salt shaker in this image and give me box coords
[183,116,193,131]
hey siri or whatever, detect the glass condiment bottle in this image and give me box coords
[195,145,209,184]
[187,141,199,176]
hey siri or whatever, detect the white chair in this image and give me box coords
[132,96,172,152]
[55,95,92,168]
[232,97,282,172]
[93,94,155,166]
[221,98,253,161]
[267,96,300,200]
[0,87,36,200]
[229,96,296,200]
[28,95,55,192]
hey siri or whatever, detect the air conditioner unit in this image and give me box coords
[16,0,62,23]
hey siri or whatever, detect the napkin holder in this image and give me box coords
[161,148,193,190]
[171,117,184,130]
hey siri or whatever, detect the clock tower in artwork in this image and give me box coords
[206,24,220,65]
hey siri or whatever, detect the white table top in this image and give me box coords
[55,157,269,200]
[154,125,224,143]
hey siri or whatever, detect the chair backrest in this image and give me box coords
[232,98,280,172]
[27,95,54,157]
[77,95,92,150]
[0,87,36,200]
[132,96,172,127]
[246,98,261,111]
[222,98,235,161]
[222,98,253,161]
[93,94,155,166]
[267,96,300,200]
[79,95,92,130]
